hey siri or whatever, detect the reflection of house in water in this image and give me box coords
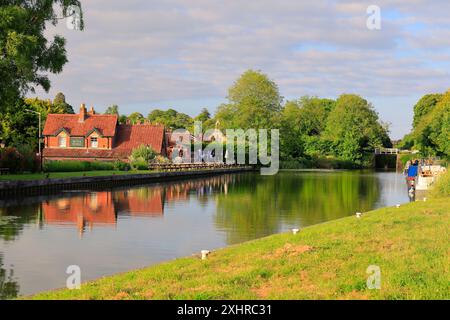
[113,189,164,217]
[42,189,165,234]
[41,174,238,234]
[42,192,116,235]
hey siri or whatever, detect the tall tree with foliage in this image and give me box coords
[413,94,442,129]
[215,70,283,130]
[0,1,83,114]
[280,97,336,159]
[415,90,450,157]
[0,97,72,149]
[324,94,391,166]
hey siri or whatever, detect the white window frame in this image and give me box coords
[91,137,98,148]
[58,136,66,148]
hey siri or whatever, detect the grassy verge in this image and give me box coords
[0,170,154,181]
[32,198,450,300]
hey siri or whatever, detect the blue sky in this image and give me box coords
[32,0,450,139]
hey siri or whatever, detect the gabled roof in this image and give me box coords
[114,124,165,154]
[43,124,166,159]
[43,114,118,137]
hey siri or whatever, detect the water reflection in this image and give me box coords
[0,254,19,299]
[0,171,410,298]
[215,171,381,244]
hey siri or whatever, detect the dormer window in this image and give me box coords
[91,137,98,148]
[58,136,66,148]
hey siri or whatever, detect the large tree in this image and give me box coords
[324,94,391,165]
[215,70,283,130]
[0,0,83,147]
[0,97,72,149]
[412,94,442,129]
[413,90,450,157]
[280,97,336,159]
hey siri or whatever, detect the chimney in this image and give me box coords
[79,103,87,122]
[88,106,96,115]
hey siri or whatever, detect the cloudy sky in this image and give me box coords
[33,0,450,139]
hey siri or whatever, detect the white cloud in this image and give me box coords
[31,0,450,138]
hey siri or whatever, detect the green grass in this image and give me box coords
[0,170,154,181]
[31,198,450,300]
[430,170,450,198]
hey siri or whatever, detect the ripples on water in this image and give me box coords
[0,171,410,298]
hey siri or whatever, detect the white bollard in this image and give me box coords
[201,250,210,260]
[292,228,300,235]
[356,212,362,218]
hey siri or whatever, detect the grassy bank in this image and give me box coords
[0,170,153,181]
[32,198,449,300]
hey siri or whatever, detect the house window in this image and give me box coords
[58,136,66,148]
[91,137,98,148]
[70,137,85,148]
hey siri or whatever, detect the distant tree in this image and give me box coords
[194,108,211,122]
[105,104,119,115]
[147,109,193,129]
[128,112,145,124]
[119,115,128,124]
[53,92,74,114]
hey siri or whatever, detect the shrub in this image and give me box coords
[131,145,157,162]
[114,160,130,171]
[130,157,148,170]
[89,161,115,171]
[16,144,40,172]
[153,155,170,164]
[44,160,116,172]
[0,147,23,173]
[44,160,89,172]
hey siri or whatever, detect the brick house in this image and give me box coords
[42,104,168,162]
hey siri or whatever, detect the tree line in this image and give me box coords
[398,91,450,158]
[102,70,392,168]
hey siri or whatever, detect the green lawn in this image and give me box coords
[31,197,450,300]
[0,170,154,181]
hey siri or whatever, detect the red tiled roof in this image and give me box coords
[43,114,118,137]
[43,124,166,159]
[114,124,165,154]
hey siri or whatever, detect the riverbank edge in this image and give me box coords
[30,197,450,300]
[0,166,255,196]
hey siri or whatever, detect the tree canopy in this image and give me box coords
[215,70,282,130]
[0,1,83,114]
[147,108,193,129]
[400,90,450,157]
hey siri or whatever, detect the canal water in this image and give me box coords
[0,170,410,298]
